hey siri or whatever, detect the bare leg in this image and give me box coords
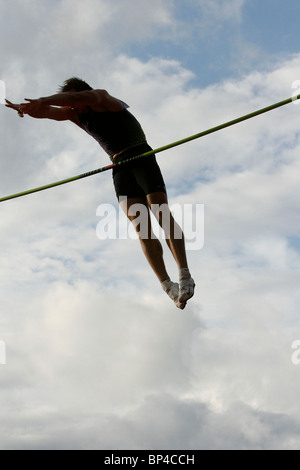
[119,197,169,282]
[147,192,195,303]
[146,192,189,271]
[119,195,192,308]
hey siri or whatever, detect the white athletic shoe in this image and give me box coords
[162,280,186,310]
[178,277,195,303]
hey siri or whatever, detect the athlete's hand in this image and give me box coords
[5,99,24,117]
[19,98,43,116]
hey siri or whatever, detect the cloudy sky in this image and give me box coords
[1,0,300,450]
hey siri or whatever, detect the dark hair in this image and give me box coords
[59,77,93,92]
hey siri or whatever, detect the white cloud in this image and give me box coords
[53,0,113,45]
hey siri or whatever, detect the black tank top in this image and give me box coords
[79,104,147,158]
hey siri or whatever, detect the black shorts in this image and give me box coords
[112,143,167,200]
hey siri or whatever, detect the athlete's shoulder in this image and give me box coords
[92,89,127,112]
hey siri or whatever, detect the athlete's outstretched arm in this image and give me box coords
[5,99,76,121]
[18,89,123,115]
